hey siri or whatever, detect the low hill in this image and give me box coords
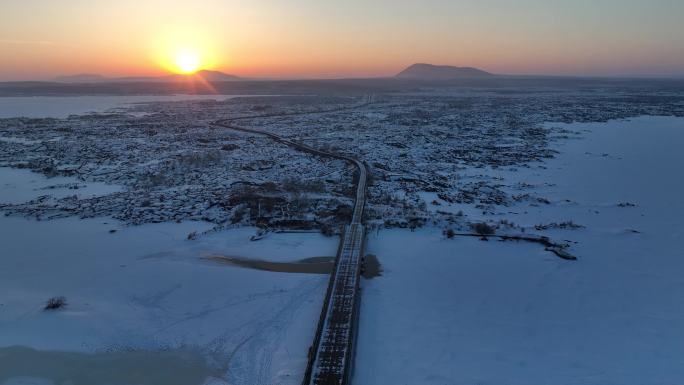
[187,70,241,81]
[396,63,494,79]
[54,74,108,83]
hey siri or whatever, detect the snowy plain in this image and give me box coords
[1,87,683,385]
[355,116,684,385]
[0,168,337,385]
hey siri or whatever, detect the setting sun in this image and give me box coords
[174,50,201,74]
[149,27,220,75]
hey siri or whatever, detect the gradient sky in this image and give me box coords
[1,0,684,80]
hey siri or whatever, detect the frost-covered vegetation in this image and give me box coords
[2,86,682,239]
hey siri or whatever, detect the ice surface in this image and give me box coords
[0,167,121,204]
[0,95,250,118]
[0,216,337,384]
[355,116,684,385]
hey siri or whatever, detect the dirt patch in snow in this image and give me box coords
[204,255,335,274]
[205,253,384,279]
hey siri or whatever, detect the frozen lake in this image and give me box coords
[0,95,253,118]
[355,116,684,385]
[0,215,334,385]
[0,167,121,204]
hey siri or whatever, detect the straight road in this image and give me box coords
[306,222,365,385]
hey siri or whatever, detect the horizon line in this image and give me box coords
[3,71,684,83]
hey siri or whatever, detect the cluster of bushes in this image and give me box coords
[282,178,326,194]
[443,222,496,239]
[534,221,584,230]
[44,296,67,310]
[175,151,223,168]
[472,222,496,235]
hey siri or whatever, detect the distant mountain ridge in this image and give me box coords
[183,70,241,81]
[54,73,108,82]
[54,70,241,83]
[54,66,492,83]
[396,63,494,79]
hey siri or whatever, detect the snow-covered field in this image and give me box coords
[0,178,337,385]
[1,88,683,385]
[355,116,684,385]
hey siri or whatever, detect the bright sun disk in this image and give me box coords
[175,50,200,74]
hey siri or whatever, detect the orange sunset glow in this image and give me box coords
[1,0,684,80]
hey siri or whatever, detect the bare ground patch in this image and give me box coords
[203,255,335,274]
[204,254,384,279]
